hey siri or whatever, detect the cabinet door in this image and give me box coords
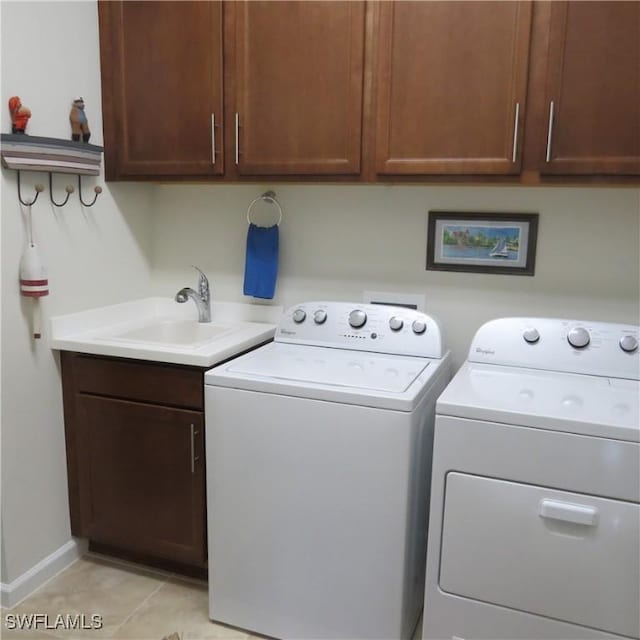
[375,1,532,175]
[78,396,205,565]
[99,1,223,179]
[232,1,365,175]
[541,2,640,175]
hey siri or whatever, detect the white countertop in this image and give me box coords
[50,297,282,367]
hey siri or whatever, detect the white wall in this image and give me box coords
[1,1,153,585]
[150,184,640,367]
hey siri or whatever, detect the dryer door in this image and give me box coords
[439,472,640,638]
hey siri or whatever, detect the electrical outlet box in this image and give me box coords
[363,291,426,312]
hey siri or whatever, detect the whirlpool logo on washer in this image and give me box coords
[280,329,297,336]
[475,347,495,356]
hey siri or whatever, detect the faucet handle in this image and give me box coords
[191,265,209,299]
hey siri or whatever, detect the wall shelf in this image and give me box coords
[1,134,103,176]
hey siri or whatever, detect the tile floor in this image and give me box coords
[2,556,249,640]
[2,555,423,640]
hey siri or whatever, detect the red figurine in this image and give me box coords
[8,96,31,134]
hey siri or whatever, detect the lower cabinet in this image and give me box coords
[61,352,207,569]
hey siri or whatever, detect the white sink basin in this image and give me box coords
[50,297,282,367]
[109,320,237,348]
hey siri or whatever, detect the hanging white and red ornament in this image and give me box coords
[20,200,49,339]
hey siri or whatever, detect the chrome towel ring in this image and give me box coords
[247,190,282,227]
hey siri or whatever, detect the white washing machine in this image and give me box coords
[423,317,640,640]
[204,301,451,639]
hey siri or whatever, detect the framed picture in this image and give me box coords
[426,211,539,276]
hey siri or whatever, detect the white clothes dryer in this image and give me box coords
[423,317,640,640]
[204,302,451,639]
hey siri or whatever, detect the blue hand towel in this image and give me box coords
[243,223,279,299]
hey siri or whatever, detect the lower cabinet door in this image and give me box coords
[78,395,205,565]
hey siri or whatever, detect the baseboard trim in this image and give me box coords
[0,538,87,608]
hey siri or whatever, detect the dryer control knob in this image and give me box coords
[292,309,306,324]
[348,309,367,329]
[523,328,540,344]
[412,320,427,335]
[620,335,638,353]
[567,327,590,349]
[313,309,327,325]
[389,316,404,331]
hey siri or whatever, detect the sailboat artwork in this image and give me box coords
[427,212,538,276]
[440,225,520,262]
[489,237,510,258]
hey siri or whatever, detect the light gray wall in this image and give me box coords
[0,1,153,583]
[150,184,640,368]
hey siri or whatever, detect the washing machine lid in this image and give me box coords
[437,362,640,442]
[206,342,447,411]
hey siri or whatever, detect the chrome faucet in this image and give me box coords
[175,266,211,323]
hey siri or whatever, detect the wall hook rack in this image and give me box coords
[2,133,104,207]
[78,175,102,207]
[17,171,44,206]
[48,173,74,207]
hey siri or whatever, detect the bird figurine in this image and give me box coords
[69,96,91,143]
[8,96,31,134]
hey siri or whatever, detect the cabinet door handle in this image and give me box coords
[211,114,216,165]
[539,499,598,526]
[235,112,240,166]
[190,423,200,474]
[511,102,520,163]
[545,101,555,162]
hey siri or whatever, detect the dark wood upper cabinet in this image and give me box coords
[97,1,637,183]
[540,1,640,175]
[374,1,532,175]
[99,1,223,179]
[231,1,365,175]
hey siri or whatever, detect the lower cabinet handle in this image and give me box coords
[190,423,197,474]
[539,499,598,526]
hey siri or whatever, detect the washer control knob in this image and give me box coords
[292,309,306,324]
[567,327,590,349]
[389,316,404,332]
[348,309,367,329]
[620,335,638,353]
[412,320,427,335]
[523,328,540,344]
[313,309,327,325]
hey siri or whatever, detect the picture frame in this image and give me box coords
[426,211,539,276]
